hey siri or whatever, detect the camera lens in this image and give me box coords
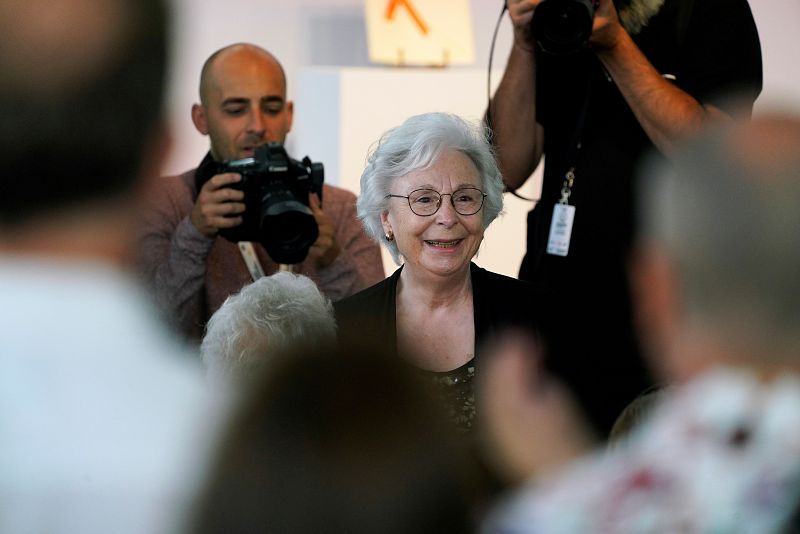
[531,0,595,55]
[259,194,319,264]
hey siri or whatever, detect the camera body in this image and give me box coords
[210,142,324,264]
[531,0,599,55]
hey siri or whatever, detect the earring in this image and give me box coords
[385,232,394,242]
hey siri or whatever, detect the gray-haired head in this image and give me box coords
[201,272,336,383]
[357,112,504,264]
[639,114,800,362]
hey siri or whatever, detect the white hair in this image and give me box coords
[201,272,336,383]
[357,112,505,264]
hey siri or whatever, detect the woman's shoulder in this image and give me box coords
[334,267,400,316]
[470,263,541,329]
[470,263,536,295]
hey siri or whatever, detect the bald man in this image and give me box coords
[139,43,384,341]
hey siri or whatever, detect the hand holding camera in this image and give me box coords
[196,142,325,265]
[191,172,245,238]
[306,192,341,268]
[509,0,621,56]
[587,0,624,51]
[507,0,542,53]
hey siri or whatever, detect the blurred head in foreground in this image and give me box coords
[0,0,169,254]
[200,272,336,384]
[633,114,800,382]
[189,343,481,534]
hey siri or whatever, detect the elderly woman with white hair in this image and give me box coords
[201,271,337,384]
[335,112,540,430]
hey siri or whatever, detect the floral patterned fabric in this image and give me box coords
[484,368,800,533]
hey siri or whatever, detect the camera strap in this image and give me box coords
[238,242,266,281]
[546,80,591,257]
[238,242,296,280]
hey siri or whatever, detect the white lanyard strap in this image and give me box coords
[237,242,266,281]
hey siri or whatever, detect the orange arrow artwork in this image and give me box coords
[384,0,429,35]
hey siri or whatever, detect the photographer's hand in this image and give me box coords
[508,0,541,53]
[590,0,729,156]
[307,192,340,268]
[190,173,245,237]
[588,0,624,51]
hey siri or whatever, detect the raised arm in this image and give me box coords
[590,0,740,156]
[488,0,546,191]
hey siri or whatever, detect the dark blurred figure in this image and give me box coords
[489,0,763,436]
[479,115,800,532]
[0,1,217,533]
[189,343,484,534]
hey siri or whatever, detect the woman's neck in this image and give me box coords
[397,263,472,310]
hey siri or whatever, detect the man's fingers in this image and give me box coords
[201,201,245,217]
[202,187,245,205]
[308,192,323,214]
[208,215,243,229]
[204,172,241,191]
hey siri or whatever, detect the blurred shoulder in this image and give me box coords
[322,183,357,203]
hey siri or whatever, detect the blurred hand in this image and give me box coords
[307,192,340,268]
[478,333,594,485]
[507,0,542,52]
[190,173,245,237]
[589,0,624,50]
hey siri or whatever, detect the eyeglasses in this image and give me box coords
[385,187,487,217]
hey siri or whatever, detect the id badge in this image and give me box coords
[546,204,576,257]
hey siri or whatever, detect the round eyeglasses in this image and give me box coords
[385,187,487,217]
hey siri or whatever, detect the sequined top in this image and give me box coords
[426,359,477,432]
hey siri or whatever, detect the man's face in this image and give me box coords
[193,48,293,162]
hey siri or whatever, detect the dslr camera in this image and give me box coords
[211,142,324,264]
[531,0,599,55]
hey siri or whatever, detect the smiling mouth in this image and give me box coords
[425,239,462,248]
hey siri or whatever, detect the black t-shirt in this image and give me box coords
[524,0,763,288]
[517,0,762,436]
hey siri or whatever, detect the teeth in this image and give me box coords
[427,240,459,248]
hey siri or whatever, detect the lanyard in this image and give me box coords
[559,79,592,206]
[237,242,266,281]
[238,242,295,281]
[544,76,592,258]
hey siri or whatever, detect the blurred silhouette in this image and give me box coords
[480,114,800,532]
[0,1,218,533]
[189,343,483,534]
